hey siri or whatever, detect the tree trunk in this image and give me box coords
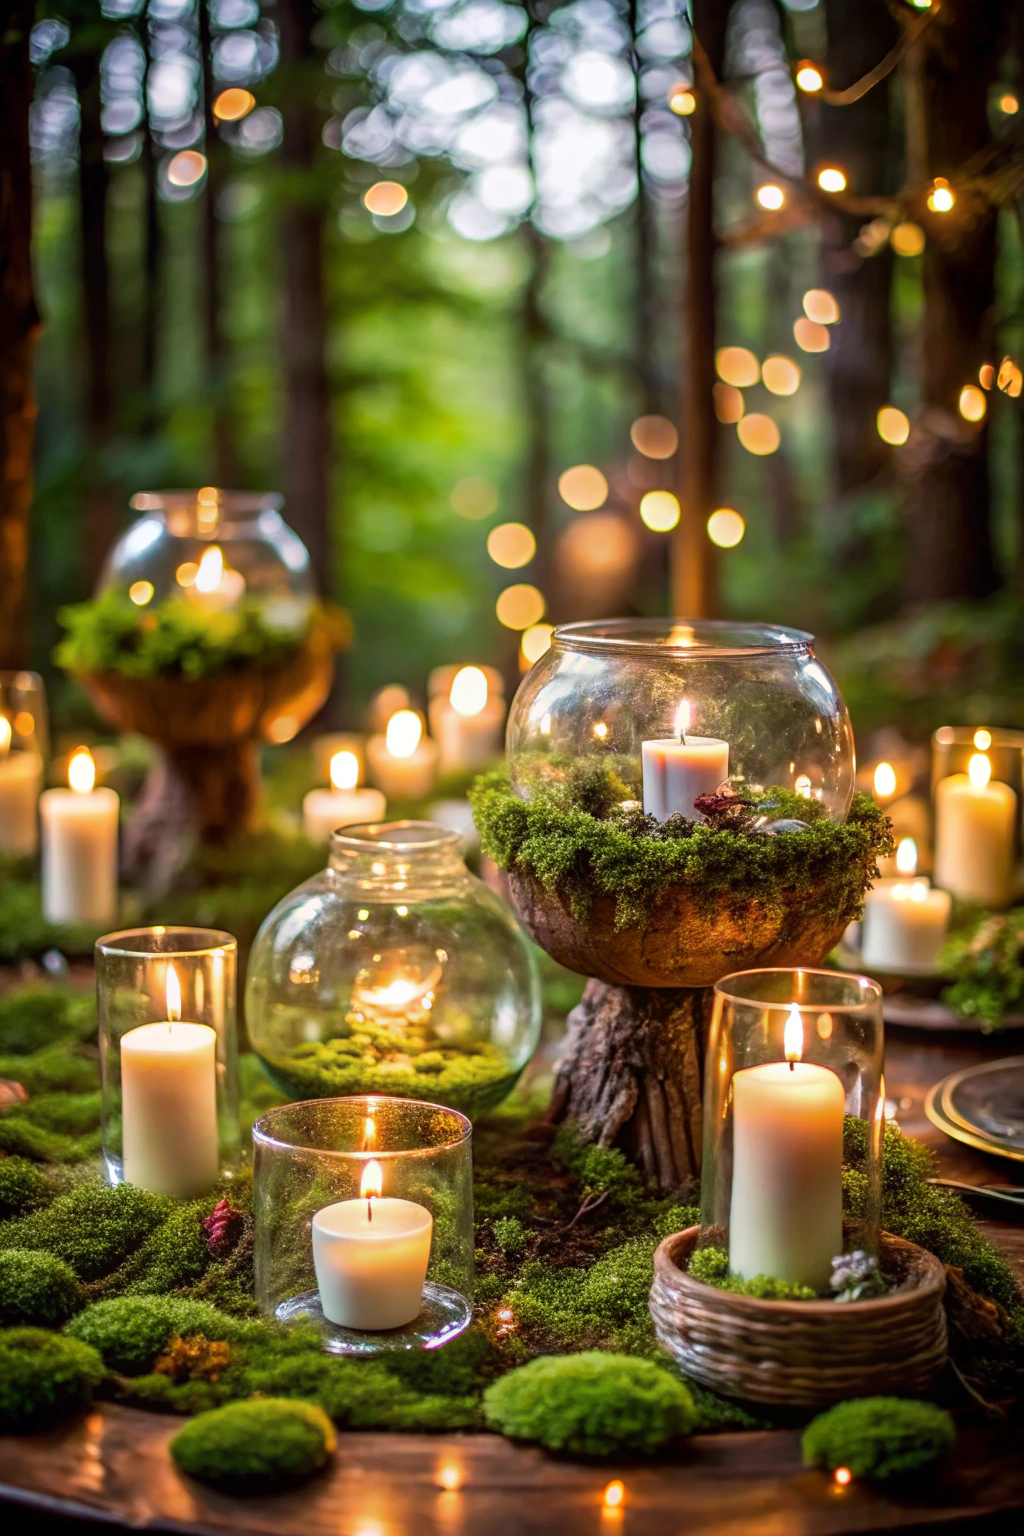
[520,220,552,603]
[198,0,237,485]
[549,979,709,1194]
[139,112,160,435]
[0,1,38,669]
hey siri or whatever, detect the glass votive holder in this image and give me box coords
[97,927,240,1196]
[931,724,1024,800]
[0,670,47,858]
[252,1095,474,1356]
[700,968,883,1295]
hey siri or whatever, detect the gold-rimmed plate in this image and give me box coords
[925,1057,1024,1163]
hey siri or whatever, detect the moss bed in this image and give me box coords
[0,983,1020,1466]
[260,1035,517,1118]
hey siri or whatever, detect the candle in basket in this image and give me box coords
[312,1158,433,1330]
[934,752,1017,908]
[0,715,42,857]
[729,1004,844,1291]
[428,667,506,776]
[366,710,439,801]
[303,750,386,843]
[120,965,219,1198]
[642,701,729,822]
[40,748,119,925]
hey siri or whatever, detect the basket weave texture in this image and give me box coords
[650,1226,948,1407]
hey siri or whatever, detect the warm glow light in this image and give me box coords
[385,710,423,758]
[1000,92,1020,114]
[998,357,1024,397]
[167,150,207,188]
[896,837,918,877]
[716,346,759,387]
[707,508,745,548]
[713,383,744,422]
[974,728,992,750]
[818,167,847,193]
[450,666,488,717]
[630,415,678,458]
[834,1466,853,1487]
[796,63,823,93]
[784,1003,804,1062]
[521,623,554,665]
[68,748,96,795]
[959,385,986,422]
[603,1480,625,1509]
[873,762,897,799]
[795,773,812,798]
[496,583,545,630]
[0,718,10,757]
[194,545,224,593]
[639,490,680,532]
[436,1461,463,1492]
[675,700,691,741]
[330,750,360,791]
[364,181,409,217]
[762,355,800,396]
[737,413,780,456]
[166,964,181,1024]
[176,561,199,587]
[558,464,608,511]
[363,1115,376,1149]
[129,580,154,606]
[891,221,925,257]
[793,317,830,353]
[668,86,696,116]
[360,1159,383,1201]
[756,183,785,211]
[979,364,995,390]
[803,289,839,325]
[927,178,955,213]
[13,711,33,737]
[213,87,255,121]
[593,722,608,739]
[877,406,910,446]
[969,752,992,790]
[487,521,536,569]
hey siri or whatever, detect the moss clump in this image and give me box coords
[0,1040,99,1095]
[484,1352,696,1456]
[0,1155,53,1217]
[939,909,1024,1029]
[803,1397,955,1481]
[687,1245,818,1301]
[66,1295,255,1375]
[170,1399,336,1491]
[504,1238,661,1355]
[0,1182,173,1280]
[0,1248,84,1327]
[0,1328,105,1431]
[261,1035,515,1118]
[470,770,891,930]
[0,987,96,1054]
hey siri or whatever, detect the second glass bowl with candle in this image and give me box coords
[246,821,541,1116]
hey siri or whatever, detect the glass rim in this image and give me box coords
[0,670,43,685]
[713,966,883,1013]
[551,618,814,658]
[128,489,284,517]
[251,1095,472,1159]
[95,925,237,959]
[330,820,461,854]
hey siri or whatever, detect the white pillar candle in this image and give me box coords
[303,750,386,842]
[0,719,41,856]
[427,667,506,775]
[861,879,951,974]
[729,1005,844,1292]
[934,753,1017,908]
[40,748,119,925]
[366,710,439,800]
[313,1161,432,1330]
[642,701,729,822]
[120,967,219,1197]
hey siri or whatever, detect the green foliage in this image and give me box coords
[170,1399,336,1491]
[66,1295,256,1375]
[492,1216,527,1255]
[0,1156,54,1217]
[483,1352,696,1456]
[505,1238,660,1354]
[0,987,96,1054]
[0,862,99,961]
[0,1328,104,1431]
[0,1040,99,1095]
[0,1182,173,1280]
[552,1124,645,1204]
[802,1397,955,1481]
[940,909,1024,1028]
[470,771,891,930]
[0,1249,84,1327]
[687,1245,818,1300]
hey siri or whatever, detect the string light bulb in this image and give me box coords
[761,356,800,396]
[927,177,955,213]
[877,407,910,446]
[803,289,839,325]
[756,183,785,211]
[736,414,780,456]
[891,221,925,257]
[959,385,986,423]
[364,182,408,216]
[795,62,823,93]
[707,508,745,548]
[716,347,759,387]
[639,491,680,532]
[817,167,847,193]
[793,317,830,353]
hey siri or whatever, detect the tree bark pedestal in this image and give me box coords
[549,979,710,1195]
[121,742,261,897]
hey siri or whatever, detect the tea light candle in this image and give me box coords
[0,717,41,857]
[367,710,439,801]
[312,1159,433,1330]
[120,965,219,1198]
[427,667,505,775]
[729,1005,844,1292]
[303,750,386,843]
[185,544,246,612]
[642,701,729,822]
[934,753,1017,908]
[40,748,119,925]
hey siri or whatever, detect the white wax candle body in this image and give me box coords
[40,786,119,925]
[641,736,729,822]
[0,752,42,856]
[861,879,951,973]
[120,1022,219,1197]
[934,773,1017,908]
[427,696,505,776]
[302,786,386,844]
[313,1197,433,1330]
[366,735,439,800]
[729,1060,844,1291]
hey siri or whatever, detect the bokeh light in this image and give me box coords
[737,414,780,455]
[891,221,925,256]
[817,167,846,193]
[756,184,785,210]
[1000,92,1020,114]
[385,709,423,758]
[129,580,154,606]
[330,751,359,790]
[521,622,554,665]
[213,88,255,122]
[176,561,198,588]
[668,86,696,116]
[959,385,986,422]
[979,363,995,390]
[450,666,488,716]
[167,150,207,187]
[364,181,409,216]
[496,583,545,629]
[873,762,897,799]
[558,464,608,511]
[713,383,744,422]
[803,288,839,324]
[716,346,759,387]
[795,63,823,92]
[451,477,498,519]
[639,491,680,532]
[793,317,830,352]
[998,357,1023,397]
[487,522,536,569]
[877,406,910,446]
[761,356,801,396]
[707,508,745,548]
[630,415,678,458]
[927,177,954,213]
[603,1480,625,1509]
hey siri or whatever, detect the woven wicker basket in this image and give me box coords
[650,1226,948,1407]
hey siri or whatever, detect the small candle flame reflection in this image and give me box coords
[784,1003,803,1064]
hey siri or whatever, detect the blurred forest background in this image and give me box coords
[6,0,1024,739]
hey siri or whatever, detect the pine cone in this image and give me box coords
[203,1197,245,1257]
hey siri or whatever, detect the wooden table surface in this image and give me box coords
[1,1022,1023,1536]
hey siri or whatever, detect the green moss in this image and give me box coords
[0,1114,103,1163]
[66,1295,256,1375]
[0,1156,53,1217]
[504,1238,660,1355]
[0,987,96,1054]
[0,1182,173,1280]
[484,1352,696,1456]
[0,1328,105,1431]
[470,770,891,930]
[493,1216,527,1255]
[0,864,99,962]
[261,1035,515,1117]
[0,1041,99,1095]
[25,1091,103,1136]
[687,1245,818,1300]
[0,1249,84,1326]
[939,909,1024,1029]
[170,1399,336,1491]
[552,1124,646,1204]
[93,1200,217,1300]
[802,1397,955,1480]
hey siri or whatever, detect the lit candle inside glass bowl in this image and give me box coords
[934,751,1017,908]
[0,714,42,857]
[366,710,439,801]
[40,747,119,925]
[184,544,247,612]
[312,1156,433,1330]
[302,750,386,843]
[641,701,729,822]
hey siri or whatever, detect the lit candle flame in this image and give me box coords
[603,1479,625,1510]
[166,964,181,1025]
[784,1003,803,1066]
[0,717,10,758]
[873,761,897,799]
[895,837,917,877]
[834,1466,852,1486]
[385,709,423,759]
[973,728,992,750]
[330,750,359,791]
[68,747,96,794]
[968,752,991,791]
[450,666,488,718]
[194,544,224,593]
[361,1158,383,1219]
[675,700,691,744]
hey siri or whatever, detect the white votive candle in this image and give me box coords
[313,1162,432,1330]
[0,719,41,856]
[427,667,505,776]
[934,753,1017,908]
[367,710,439,801]
[861,879,951,974]
[642,701,728,822]
[40,748,119,925]
[303,750,386,842]
[729,1005,844,1292]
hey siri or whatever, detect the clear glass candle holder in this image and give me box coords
[0,670,47,859]
[97,928,240,1196]
[252,1095,474,1355]
[700,968,883,1295]
[931,725,1024,799]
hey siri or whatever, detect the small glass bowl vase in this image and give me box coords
[245,821,541,1117]
[97,928,240,1197]
[700,968,883,1295]
[0,670,47,859]
[252,1095,474,1355]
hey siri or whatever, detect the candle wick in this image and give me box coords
[367,1198,373,1223]
[679,726,687,746]
[789,1059,795,1072]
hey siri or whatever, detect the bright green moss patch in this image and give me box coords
[0,987,96,1054]
[67,1295,257,1375]
[170,1398,336,1491]
[0,1328,105,1431]
[262,1033,515,1118]
[0,1182,173,1280]
[687,1245,818,1300]
[803,1397,955,1480]
[0,1155,53,1217]
[0,1249,84,1327]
